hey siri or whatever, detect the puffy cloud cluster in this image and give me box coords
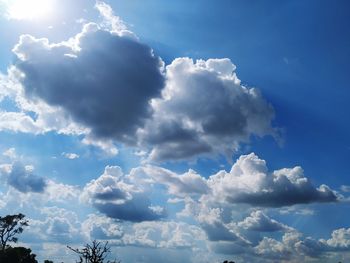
[140,58,275,161]
[252,227,350,260]
[324,228,350,250]
[208,153,340,207]
[0,155,347,262]
[0,2,349,262]
[0,2,277,160]
[81,165,166,222]
[82,213,123,241]
[132,153,339,209]
[23,207,84,244]
[13,22,164,142]
[237,210,293,232]
[122,221,206,249]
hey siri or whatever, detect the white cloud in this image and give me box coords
[45,180,80,202]
[24,207,84,244]
[237,210,293,232]
[324,228,350,249]
[122,221,206,249]
[3,2,278,162]
[139,57,276,161]
[2,147,16,159]
[95,0,130,35]
[255,236,292,260]
[134,165,209,197]
[81,213,123,241]
[207,153,340,207]
[62,152,80,160]
[81,165,166,222]
[81,135,118,157]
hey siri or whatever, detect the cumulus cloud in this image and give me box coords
[139,58,276,161]
[122,221,205,249]
[133,165,210,197]
[237,210,293,232]
[81,165,166,222]
[82,213,123,241]
[208,153,340,207]
[5,2,277,161]
[324,228,350,250]
[251,227,350,260]
[0,111,42,133]
[0,66,87,135]
[24,207,83,244]
[255,236,292,260]
[13,22,164,142]
[6,162,47,193]
[45,180,80,202]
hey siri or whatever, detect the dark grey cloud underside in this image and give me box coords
[93,195,166,222]
[8,162,46,193]
[228,187,338,207]
[16,29,164,141]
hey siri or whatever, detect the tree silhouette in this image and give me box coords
[68,240,119,263]
[0,213,28,251]
[0,246,38,263]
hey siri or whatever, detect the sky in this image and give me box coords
[0,0,350,262]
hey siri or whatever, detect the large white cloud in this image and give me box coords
[139,57,276,161]
[208,153,340,207]
[1,1,278,161]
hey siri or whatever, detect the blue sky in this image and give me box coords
[0,0,350,262]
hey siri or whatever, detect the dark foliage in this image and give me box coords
[0,246,38,263]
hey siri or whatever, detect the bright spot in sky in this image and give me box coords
[4,0,53,20]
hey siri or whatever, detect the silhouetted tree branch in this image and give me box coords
[68,240,119,263]
[0,213,28,251]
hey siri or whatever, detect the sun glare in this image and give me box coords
[6,0,53,20]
